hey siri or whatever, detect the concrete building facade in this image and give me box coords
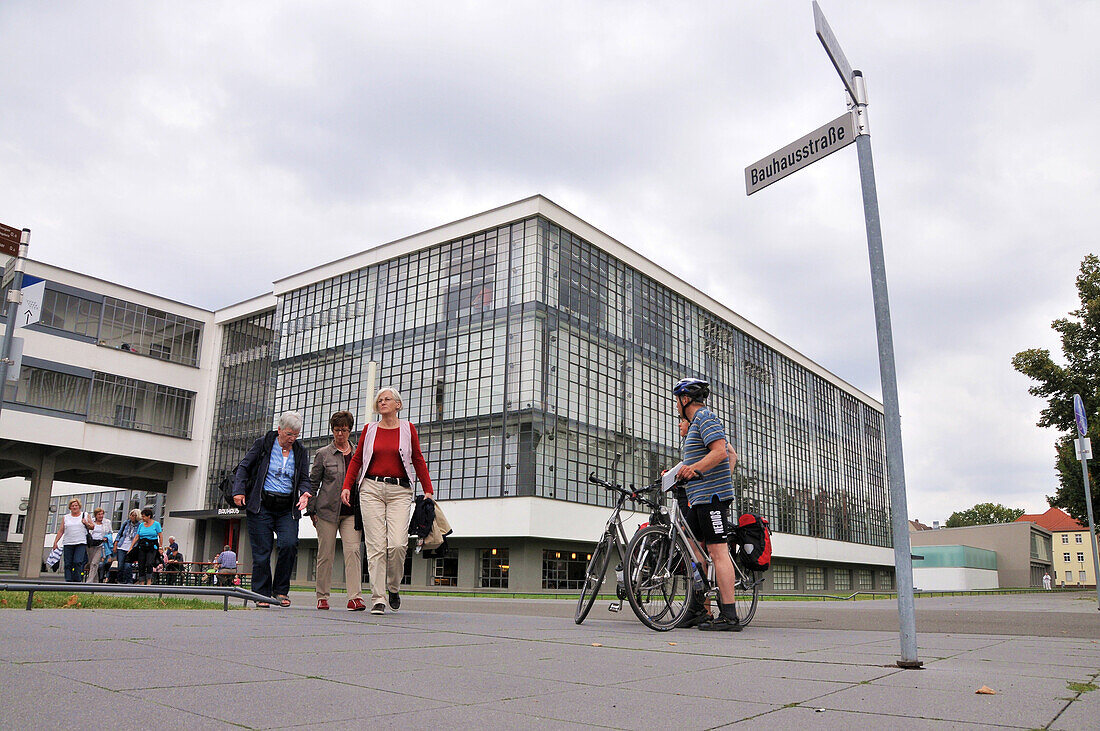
[910,522,1053,588]
[5,197,897,593]
[1017,507,1096,588]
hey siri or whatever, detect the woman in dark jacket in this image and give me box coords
[232,410,314,607]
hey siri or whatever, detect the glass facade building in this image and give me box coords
[202,202,893,593]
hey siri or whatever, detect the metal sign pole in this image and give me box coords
[1072,394,1100,610]
[849,73,920,667]
[0,228,30,418]
[1078,447,1100,609]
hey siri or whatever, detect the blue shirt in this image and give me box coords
[682,408,734,507]
[137,521,162,541]
[263,439,295,494]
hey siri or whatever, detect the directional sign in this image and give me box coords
[1076,437,1093,461]
[0,222,20,259]
[745,111,857,195]
[1,258,16,290]
[1074,394,1089,436]
[17,276,44,328]
[813,1,860,103]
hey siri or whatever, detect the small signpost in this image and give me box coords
[745,2,919,668]
[5,336,23,381]
[1071,393,1100,610]
[0,223,20,259]
[16,275,44,328]
[0,222,30,418]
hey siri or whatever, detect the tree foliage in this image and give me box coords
[1012,254,1100,526]
[944,502,1025,528]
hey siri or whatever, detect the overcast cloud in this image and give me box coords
[2,1,1097,524]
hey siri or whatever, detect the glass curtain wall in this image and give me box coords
[205,309,277,507]
[224,214,890,548]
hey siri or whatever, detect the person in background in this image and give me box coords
[84,507,112,583]
[52,498,92,582]
[342,387,435,616]
[310,410,364,611]
[1043,572,1052,590]
[115,509,141,584]
[167,536,179,555]
[100,529,116,582]
[133,508,165,586]
[215,545,238,586]
[232,411,314,608]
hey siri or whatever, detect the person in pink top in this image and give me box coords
[342,387,435,616]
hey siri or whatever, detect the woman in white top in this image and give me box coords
[84,507,112,583]
[52,498,93,582]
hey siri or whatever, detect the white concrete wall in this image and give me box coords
[913,567,999,591]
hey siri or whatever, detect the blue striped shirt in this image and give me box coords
[682,408,733,506]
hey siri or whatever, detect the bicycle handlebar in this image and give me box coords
[588,472,661,508]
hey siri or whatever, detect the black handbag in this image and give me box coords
[85,514,105,546]
[261,490,294,513]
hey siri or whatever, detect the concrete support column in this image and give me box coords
[18,452,55,579]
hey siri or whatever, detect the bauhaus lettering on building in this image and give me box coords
[745,111,857,196]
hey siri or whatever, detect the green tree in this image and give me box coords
[1012,254,1100,526]
[944,502,1026,528]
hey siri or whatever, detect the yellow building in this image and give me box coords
[1016,507,1096,588]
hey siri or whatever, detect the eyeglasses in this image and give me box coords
[332,427,352,434]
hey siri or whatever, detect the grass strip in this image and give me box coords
[0,590,239,610]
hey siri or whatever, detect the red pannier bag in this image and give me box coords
[735,513,772,572]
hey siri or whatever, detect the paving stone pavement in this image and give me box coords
[0,592,1097,729]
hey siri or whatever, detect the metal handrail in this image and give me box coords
[0,578,271,611]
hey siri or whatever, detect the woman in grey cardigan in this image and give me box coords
[309,410,365,610]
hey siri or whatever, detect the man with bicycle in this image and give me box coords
[673,378,742,632]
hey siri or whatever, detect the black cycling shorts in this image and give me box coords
[681,495,732,544]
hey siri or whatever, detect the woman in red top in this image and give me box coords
[342,387,434,615]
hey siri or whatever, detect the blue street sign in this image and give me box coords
[1073,394,1088,436]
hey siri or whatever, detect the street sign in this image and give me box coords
[5,336,22,380]
[17,276,44,328]
[813,1,860,103]
[0,222,20,259]
[1076,437,1093,461]
[1,258,16,290]
[1074,393,1088,436]
[745,111,857,195]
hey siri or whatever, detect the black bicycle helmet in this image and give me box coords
[673,377,709,402]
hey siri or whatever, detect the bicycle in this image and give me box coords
[623,480,763,632]
[574,473,664,624]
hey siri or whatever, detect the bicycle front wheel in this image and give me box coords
[575,534,613,624]
[623,525,692,631]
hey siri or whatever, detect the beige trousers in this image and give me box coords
[359,479,412,606]
[314,514,363,601]
[84,544,103,583]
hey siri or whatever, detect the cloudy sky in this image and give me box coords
[2,1,1097,524]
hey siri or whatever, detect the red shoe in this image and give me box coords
[347,598,367,611]
[316,598,329,610]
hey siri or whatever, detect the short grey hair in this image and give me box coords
[375,387,403,410]
[278,411,303,432]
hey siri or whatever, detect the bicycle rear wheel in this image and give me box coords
[575,534,613,624]
[623,525,691,631]
[732,555,762,626]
